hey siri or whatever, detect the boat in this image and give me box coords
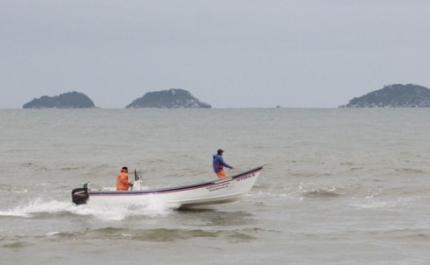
[71,166,264,209]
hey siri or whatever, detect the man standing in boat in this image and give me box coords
[116,166,132,191]
[213,149,234,179]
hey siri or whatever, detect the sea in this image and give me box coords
[0,108,429,265]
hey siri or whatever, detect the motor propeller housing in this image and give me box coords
[71,186,89,205]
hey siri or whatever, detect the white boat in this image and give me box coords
[71,166,264,209]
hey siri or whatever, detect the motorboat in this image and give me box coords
[71,166,264,209]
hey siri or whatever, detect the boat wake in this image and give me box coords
[0,197,173,221]
[0,198,71,218]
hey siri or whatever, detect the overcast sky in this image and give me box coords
[1,0,429,108]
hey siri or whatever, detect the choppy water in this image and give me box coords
[0,108,429,265]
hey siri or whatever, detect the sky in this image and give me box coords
[1,0,429,108]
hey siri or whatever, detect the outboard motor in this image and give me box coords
[71,182,89,205]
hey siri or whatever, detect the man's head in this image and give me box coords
[121,166,128,173]
[217,149,224,155]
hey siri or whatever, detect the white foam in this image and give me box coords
[71,199,172,221]
[10,189,28,193]
[0,198,71,217]
[0,197,172,221]
[350,197,412,209]
[45,231,60,236]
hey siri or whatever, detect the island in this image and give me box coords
[339,84,430,108]
[126,88,211,108]
[23,91,96,109]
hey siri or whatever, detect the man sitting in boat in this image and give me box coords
[213,149,234,179]
[116,166,132,191]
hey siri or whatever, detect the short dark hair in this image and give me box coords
[217,149,224,155]
[122,166,128,171]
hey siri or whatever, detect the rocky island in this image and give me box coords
[23,91,96,109]
[340,84,430,108]
[126,88,211,108]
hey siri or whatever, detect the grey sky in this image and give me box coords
[1,0,429,108]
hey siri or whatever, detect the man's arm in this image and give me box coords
[219,157,232,169]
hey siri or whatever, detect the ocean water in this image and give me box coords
[0,108,429,265]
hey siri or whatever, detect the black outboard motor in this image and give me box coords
[71,183,89,205]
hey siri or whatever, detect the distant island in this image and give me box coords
[23,92,96,109]
[340,84,430,108]
[126,88,211,108]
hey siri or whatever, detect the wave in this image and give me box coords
[0,186,28,194]
[247,186,345,203]
[249,182,398,201]
[301,187,343,198]
[394,168,424,174]
[1,241,31,249]
[42,227,270,242]
[349,196,413,209]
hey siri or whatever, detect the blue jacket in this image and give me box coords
[213,154,231,172]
